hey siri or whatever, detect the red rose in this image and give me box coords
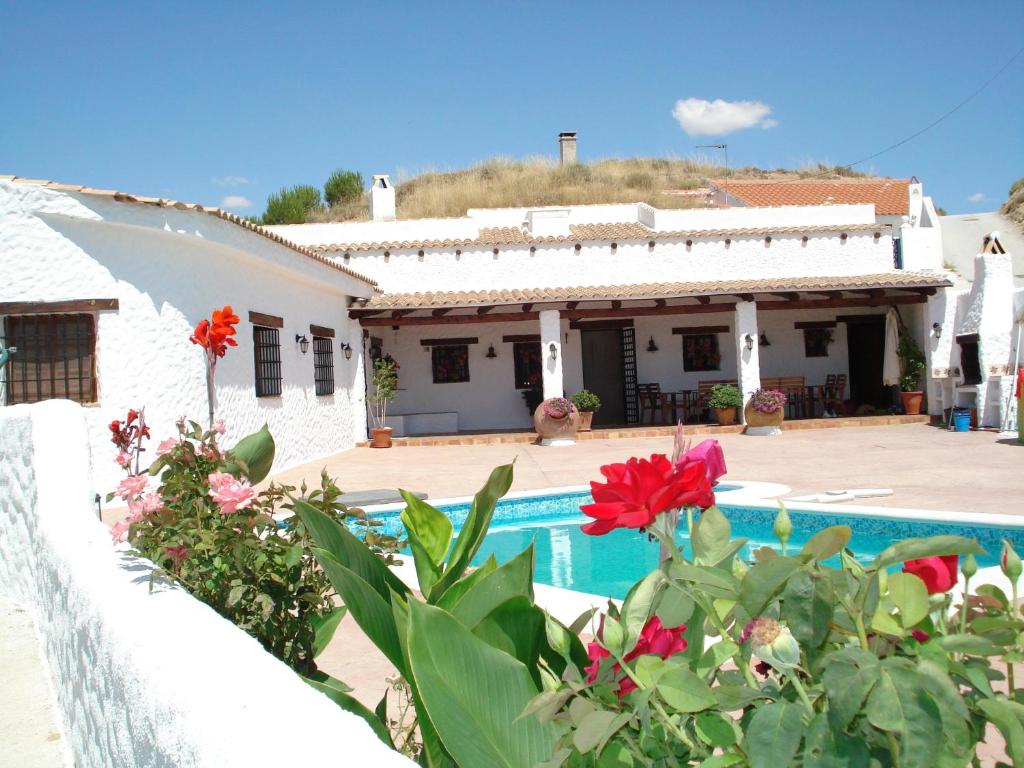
[580,454,714,536]
[902,555,958,594]
[585,616,688,697]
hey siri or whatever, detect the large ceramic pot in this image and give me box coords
[370,427,393,448]
[713,407,738,426]
[744,403,784,428]
[578,411,594,431]
[900,391,924,416]
[533,404,580,443]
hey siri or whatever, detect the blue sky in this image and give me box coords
[2,2,1021,217]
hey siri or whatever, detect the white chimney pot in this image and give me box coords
[370,174,396,222]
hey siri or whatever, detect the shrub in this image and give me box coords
[899,327,926,392]
[705,383,742,409]
[324,169,364,206]
[260,184,324,225]
[570,389,602,412]
[369,355,399,428]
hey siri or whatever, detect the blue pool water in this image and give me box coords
[367,489,1023,600]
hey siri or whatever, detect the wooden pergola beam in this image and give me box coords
[758,294,927,311]
[565,301,580,310]
[693,296,711,305]
[360,311,540,327]
[431,308,452,318]
[521,303,534,312]
[563,303,735,321]
[732,293,755,302]
[476,306,495,315]
[770,292,800,302]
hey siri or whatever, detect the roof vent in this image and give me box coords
[370,174,395,222]
[524,208,571,237]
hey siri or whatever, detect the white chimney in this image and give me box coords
[559,132,577,165]
[370,174,396,222]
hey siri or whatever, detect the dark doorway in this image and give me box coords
[845,317,887,408]
[581,329,625,426]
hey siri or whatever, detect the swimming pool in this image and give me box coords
[365,488,1024,600]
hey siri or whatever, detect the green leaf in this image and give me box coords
[915,660,972,766]
[803,712,869,768]
[782,569,834,648]
[406,599,557,768]
[656,667,717,712]
[822,648,880,731]
[744,700,805,768]
[692,506,732,565]
[977,698,1024,764]
[695,640,739,682]
[517,689,574,724]
[405,532,443,597]
[714,685,768,711]
[471,597,545,672]
[695,711,737,748]
[668,561,741,600]
[400,491,454,566]
[224,424,275,483]
[311,549,405,671]
[865,662,943,768]
[873,535,986,570]
[602,617,626,656]
[887,572,930,628]
[572,710,630,755]
[310,606,346,658]
[304,675,393,747]
[656,585,695,627]
[934,633,1001,656]
[621,570,665,644]
[447,545,535,625]
[432,463,514,597]
[699,755,745,768]
[739,556,803,617]
[435,555,498,611]
[802,526,852,562]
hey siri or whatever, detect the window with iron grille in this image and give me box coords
[313,336,334,395]
[253,326,282,397]
[512,342,542,389]
[431,344,469,383]
[3,313,97,405]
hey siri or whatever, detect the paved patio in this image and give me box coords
[274,422,1023,515]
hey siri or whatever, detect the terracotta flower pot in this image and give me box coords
[370,427,393,448]
[900,391,924,416]
[744,402,784,428]
[533,405,580,443]
[713,407,737,426]
[578,411,594,431]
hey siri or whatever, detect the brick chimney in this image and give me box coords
[370,174,396,222]
[559,132,577,165]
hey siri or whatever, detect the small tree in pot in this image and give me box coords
[898,331,926,415]
[570,389,602,431]
[369,355,398,448]
[705,383,743,425]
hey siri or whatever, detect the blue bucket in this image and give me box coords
[952,407,971,432]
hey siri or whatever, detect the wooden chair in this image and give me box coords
[776,375,809,419]
[823,374,847,416]
[637,383,661,423]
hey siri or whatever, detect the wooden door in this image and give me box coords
[845,318,887,408]
[581,329,625,426]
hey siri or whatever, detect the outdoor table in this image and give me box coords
[658,390,699,424]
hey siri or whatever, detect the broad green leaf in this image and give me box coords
[803,711,869,768]
[542,613,589,672]
[713,685,768,711]
[446,545,535,624]
[692,506,731,564]
[656,667,717,712]
[669,561,741,600]
[407,600,557,768]
[873,535,986,570]
[977,698,1024,764]
[400,490,454,566]
[517,689,574,724]
[435,555,498,611]
[699,755,744,768]
[975,583,1010,609]
[311,606,347,658]
[744,700,805,768]
[656,584,695,627]
[311,549,405,670]
[870,608,904,637]
[915,660,972,766]
[695,711,737,748]
[934,633,1001,656]
[472,597,545,673]
[621,570,665,643]
[782,569,834,648]
[304,675,393,747]
[293,498,409,600]
[802,526,852,562]
[433,464,514,597]
[572,710,629,754]
[602,617,627,656]
[695,640,739,682]
[739,556,803,617]
[405,531,443,596]
[822,648,880,731]
[597,742,636,767]
[887,572,930,628]
[865,662,942,768]
[224,423,275,483]
[633,655,666,688]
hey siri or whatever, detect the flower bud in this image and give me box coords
[744,617,801,672]
[1001,540,1022,583]
[961,554,978,579]
[773,503,792,549]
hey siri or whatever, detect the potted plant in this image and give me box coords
[705,383,743,425]
[744,388,788,431]
[368,354,398,448]
[898,330,926,415]
[533,396,580,444]
[570,389,602,431]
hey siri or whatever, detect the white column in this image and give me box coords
[735,301,761,424]
[539,309,564,399]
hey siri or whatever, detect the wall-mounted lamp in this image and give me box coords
[549,343,558,360]
[744,334,754,351]
[646,336,659,352]
[485,344,497,358]
[340,342,353,360]
[932,322,943,338]
[759,333,771,347]
[295,334,310,354]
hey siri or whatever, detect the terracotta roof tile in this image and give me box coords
[1,175,378,288]
[709,178,910,216]
[361,272,951,309]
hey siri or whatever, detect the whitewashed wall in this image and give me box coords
[1,181,369,495]
[0,400,410,768]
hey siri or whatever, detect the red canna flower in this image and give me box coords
[902,555,958,594]
[580,454,714,536]
[585,616,688,697]
[190,305,239,359]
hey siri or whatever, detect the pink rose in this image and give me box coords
[214,419,227,435]
[675,439,727,486]
[207,472,255,514]
[156,438,178,456]
[115,452,131,467]
[110,520,130,543]
[116,474,148,500]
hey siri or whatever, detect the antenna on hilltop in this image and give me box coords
[696,143,728,175]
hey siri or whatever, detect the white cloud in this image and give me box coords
[212,175,253,187]
[672,98,777,136]
[967,192,986,203]
[220,195,253,209]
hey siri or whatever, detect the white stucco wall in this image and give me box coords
[0,400,410,768]
[1,181,369,496]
